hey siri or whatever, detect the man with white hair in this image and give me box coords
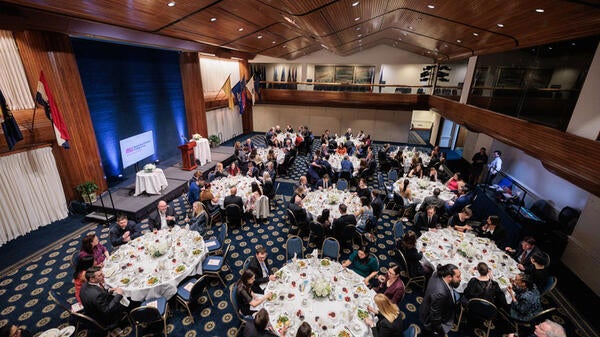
[148,200,177,231]
[508,320,566,337]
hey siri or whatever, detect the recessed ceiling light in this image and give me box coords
[257,35,263,39]
[320,44,329,49]
[352,1,360,6]
[282,45,287,48]
[354,17,360,21]
[408,26,414,30]
[398,38,402,41]
[496,23,504,28]
[272,41,276,44]
[210,17,217,22]
[357,34,362,37]
[427,51,431,54]
[427,4,435,9]
[356,27,361,31]
[535,8,544,13]
[443,44,447,47]
[457,39,462,43]
[571,42,576,46]
[473,32,479,36]
[238,27,244,31]
[548,46,553,50]
[167,1,176,7]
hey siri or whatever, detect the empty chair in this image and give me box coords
[129,297,169,337]
[540,276,557,299]
[205,223,227,255]
[285,235,304,262]
[403,323,418,337]
[388,169,398,182]
[321,237,340,261]
[202,244,231,287]
[456,298,498,337]
[286,208,299,235]
[176,275,214,323]
[225,204,244,229]
[393,221,405,243]
[337,178,349,191]
[396,249,426,290]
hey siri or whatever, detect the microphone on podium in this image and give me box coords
[181,134,189,143]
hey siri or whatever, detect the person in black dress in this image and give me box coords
[235,269,272,318]
[462,262,508,310]
[364,293,403,337]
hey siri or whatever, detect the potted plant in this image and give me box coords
[208,134,221,147]
[76,181,99,203]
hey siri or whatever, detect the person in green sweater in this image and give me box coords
[342,245,379,286]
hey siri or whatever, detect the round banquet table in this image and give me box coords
[134,168,168,196]
[303,189,361,220]
[276,132,302,146]
[192,138,212,166]
[210,175,260,209]
[260,258,376,337]
[392,177,454,208]
[334,136,362,148]
[327,154,361,174]
[387,147,431,169]
[104,226,207,301]
[417,228,519,302]
[257,147,285,165]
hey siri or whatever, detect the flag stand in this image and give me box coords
[28,104,39,133]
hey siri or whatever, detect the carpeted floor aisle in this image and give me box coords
[0,138,597,337]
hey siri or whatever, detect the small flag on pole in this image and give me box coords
[0,89,24,150]
[220,75,234,110]
[36,71,70,149]
[246,76,255,106]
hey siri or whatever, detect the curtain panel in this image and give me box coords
[0,147,68,245]
[0,30,35,110]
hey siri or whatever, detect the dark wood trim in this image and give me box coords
[428,95,600,197]
[239,60,254,134]
[180,52,208,139]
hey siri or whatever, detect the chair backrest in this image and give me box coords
[337,179,348,191]
[467,298,498,320]
[403,324,417,337]
[70,310,107,331]
[225,204,243,218]
[242,256,253,270]
[377,173,385,190]
[286,235,304,260]
[388,169,398,182]
[130,305,162,324]
[393,221,404,241]
[190,275,211,304]
[70,253,79,269]
[48,290,72,312]
[309,221,325,237]
[255,195,270,218]
[286,208,297,227]
[322,237,340,261]
[526,307,557,324]
[396,248,410,275]
[369,253,380,270]
[541,276,557,296]
[221,244,231,264]
[218,223,228,244]
[229,283,246,322]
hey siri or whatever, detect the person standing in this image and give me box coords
[419,264,461,337]
[470,147,488,185]
[486,150,502,185]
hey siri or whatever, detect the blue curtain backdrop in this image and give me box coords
[71,38,187,179]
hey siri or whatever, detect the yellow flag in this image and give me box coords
[220,75,234,110]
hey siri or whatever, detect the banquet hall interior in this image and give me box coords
[1,1,600,337]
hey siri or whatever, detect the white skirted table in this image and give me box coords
[303,189,361,220]
[104,226,207,301]
[193,138,212,166]
[134,168,168,196]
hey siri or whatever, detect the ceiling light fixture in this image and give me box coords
[356,27,361,31]
[352,1,360,6]
[257,35,263,39]
[535,8,544,13]
[238,27,244,31]
[456,39,462,43]
[272,41,276,44]
[358,34,362,37]
[354,17,360,21]
[320,44,329,49]
[210,17,217,22]
[427,4,435,9]
[497,23,504,28]
[408,26,414,30]
[167,1,176,7]
[473,32,479,36]
[283,45,287,48]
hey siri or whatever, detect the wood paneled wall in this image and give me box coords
[239,60,253,134]
[14,30,106,202]
[260,89,429,110]
[428,95,600,197]
[179,52,208,137]
[0,108,54,151]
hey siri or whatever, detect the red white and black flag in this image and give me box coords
[35,71,70,149]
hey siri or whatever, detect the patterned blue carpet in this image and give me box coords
[0,138,595,337]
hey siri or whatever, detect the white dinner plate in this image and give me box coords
[59,326,75,337]
[39,328,60,337]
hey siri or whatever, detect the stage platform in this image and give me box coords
[89,145,235,222]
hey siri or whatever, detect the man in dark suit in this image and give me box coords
[413,206,439,234]
[109,214,140,247]
[476,215,507,248]
[316,174,332,190]
[80,266,128,328]
[445,186,472,216]
[246,245,277,294]
[419,188,445,212]
[246,161,259,178]
[148,200,177,231]
[505,236,542,272]
[224,187,244,209]
[371,189,383,221]
[331,204,357,242]
[420,263,461,337]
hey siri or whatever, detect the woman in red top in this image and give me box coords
[73,255,94,303]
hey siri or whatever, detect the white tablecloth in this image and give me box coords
[303,189,361,219]
[276,132,301,146]
[104,226,207,301]
[388,147,431,171]
[135,168,168,196]
[334,136,362,148]
[261,259,376,337]
[192,138,211,166]
[210,175,260,209]
[327,153,361,174]
[257,147,285,165]
[392,177,454,207]
[417,228,519,302]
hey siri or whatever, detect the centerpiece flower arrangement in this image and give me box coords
[457,242,476,258]
[147,241,168,257]
[192,133,202,141]
[417,179,430,189]
[327,194,339,205]
[311,278,332,298]
[143,163,156,173]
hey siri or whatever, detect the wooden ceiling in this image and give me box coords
[1,0,599,60]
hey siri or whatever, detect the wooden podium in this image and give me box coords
[178,142,197,171]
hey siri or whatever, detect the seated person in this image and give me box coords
[79,234,109,267]
[340,155,354,177]
[507,273,542,321]
[184,201,208,234]
[109,214,140,247]
[373,264,405,305]
[342,245,379,286]
[427,166,438,182]
[336,143,347,155]
[448,206,473,232]
[398,231,431,278]
[445,186,472,215]
[213,162,228,179]
[188,172,203,203]
[261,172,275,200]
[246,161,259,178]
[419,188,444,212]
[224,186,244,210]
[526,252,550,291]
[413,205,439,233]
[408,163,424,179]
[0,324,32,337]
[476,215,506,248]
[288,195,311,228]
[316,209,332,234]
[331,203,357,241]
[73,255,94,304]
[244,182,263,215]
[445,172,463,192]
[371,189,383,221]
[80,266,128,327]
[200,183,221,214]
[236,269,272,318]
[148,200,177,230]
[228,162,241,176]
[363,294,404,336]
[462,262,508,310]
[316,174,333,190]
[355,197,375,240]
[295,176,310,192]
[356,178,372,203]
[243,308,279,337]
[247,245,278,294]
[505,236,542,273]
[264,161,276,181]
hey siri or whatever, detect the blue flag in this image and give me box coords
[232,78,246,114]
[0,89,24,150]
[273,68,278,82]
[280,67,286,82]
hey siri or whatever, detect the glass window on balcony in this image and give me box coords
[433,61,468,101]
